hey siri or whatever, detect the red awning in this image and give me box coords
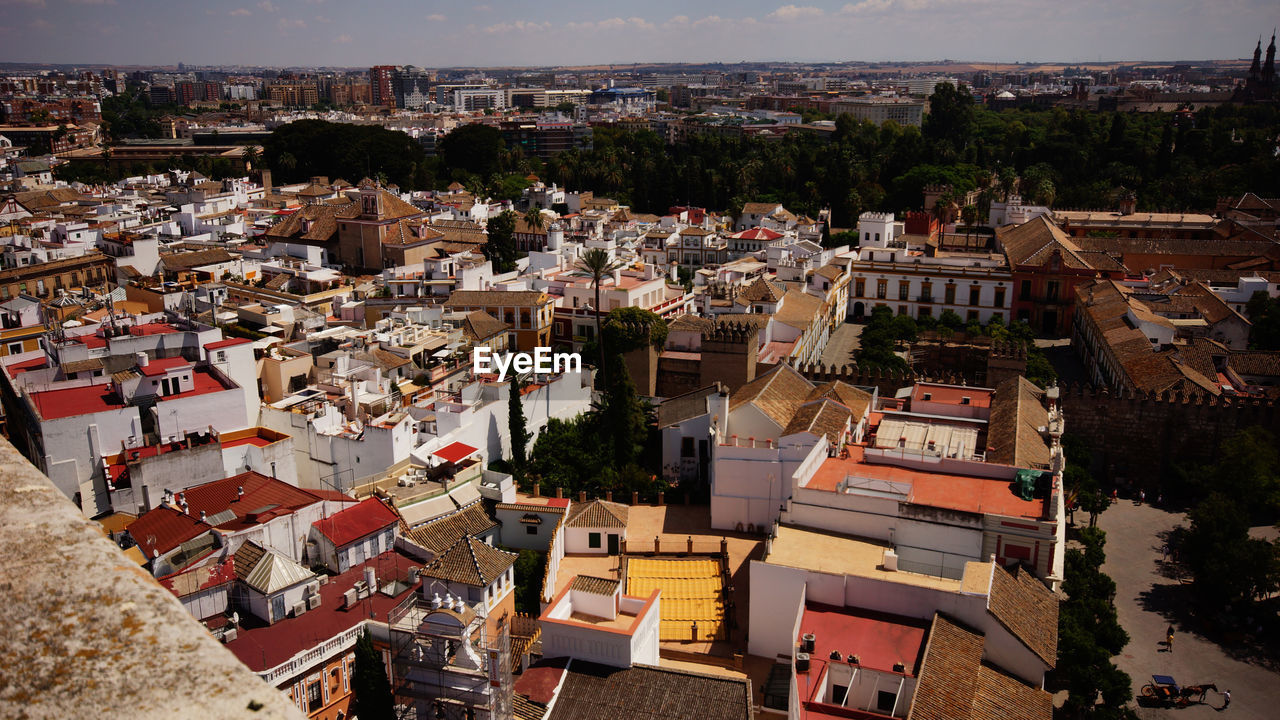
[433,441,478,464]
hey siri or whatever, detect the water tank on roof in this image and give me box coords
[796,653,810,673]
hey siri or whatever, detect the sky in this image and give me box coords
[0,0,1276,68]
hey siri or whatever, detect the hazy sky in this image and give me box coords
[0,0,1276,68]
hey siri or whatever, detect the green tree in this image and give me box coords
[350,627,394,720]
[508,374,530,477]
[484,210,519,273]
[438,123,505,178]
[595,354,651,469]
[1245,290,1280,350]
[576,248,624,384]
[603,306,668,354]
[512,548,546,614]
[1057,528,1136,718]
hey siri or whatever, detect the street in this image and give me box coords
[818,321,863,368]
[1098,501,1276,719]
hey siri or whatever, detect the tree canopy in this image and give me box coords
[263,119,428,188]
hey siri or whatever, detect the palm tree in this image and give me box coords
[961,204,979,241]
[931,195,951,239]
[576,248,623,387]
[526,207,545,233]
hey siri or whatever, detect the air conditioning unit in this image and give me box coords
[307,594,322,610]
[307,581,321,596]
[222,627,238,643]
[343,588,358,609]
[354,579,369,599]
[292,601,307,617]
[883,549,898,572]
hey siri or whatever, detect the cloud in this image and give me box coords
[483,20,551,34]
[425,13,446,22]
[257,0,277,12]
[315,14,331,22]
[334,33,351,43]
[229,7,251,16]
[475,4,491,10]
[98,24,119,35]
[277,17,305,30]
[769,5,825,20]
[839,0,895,14]
[29,17,51,29]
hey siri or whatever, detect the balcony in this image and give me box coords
[916,295,934,303]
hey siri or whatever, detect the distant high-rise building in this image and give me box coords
[370,65,396,107]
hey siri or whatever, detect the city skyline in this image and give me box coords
[0,0,1275,69]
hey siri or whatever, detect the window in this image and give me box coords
[876,691,897,713]
[588,532,602,549]
[898,281,909,300]
[994,288,1006,307]
[1019,280,1032,301]
[918,306,932,319]
[527,525,538,535]
[307,681,322,712]
[831,685,849,706]
[854,278,865,297]
[920,282,932,302]
[967,310,979,322]
[969,286,980,306]
[944,284,956,305]
[876,279,887,299]
[271,594,286,622]
[1046,281,1060,301]
[681,437,695,458]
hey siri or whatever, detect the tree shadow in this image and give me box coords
[1137,582,1280,672]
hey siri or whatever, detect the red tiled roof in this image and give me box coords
[138,357,192,377]
[179,471,332,531]
[433,441,478,464]
[313,497,399,548]
[125,506,211,559]
[223,550,419,671]
[730,227,783,241]
[159,556,236,598]
[205,337,253,351]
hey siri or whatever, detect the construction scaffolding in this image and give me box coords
[389,590,513,720]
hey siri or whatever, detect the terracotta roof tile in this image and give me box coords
[408,503,498,554]
[445,290,553,308]
[782,398,851,443]
[568,575,619,596]
[544,661,752,720]
[729,363,815,429]
[462,310,510,342]
[986,377,1051,469]
[987,567,1058,666]
[564,499,628,529]
[422,535,516,587]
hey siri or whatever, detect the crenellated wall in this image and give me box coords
[1057,384,1280,486]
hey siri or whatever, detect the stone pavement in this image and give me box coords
[1098,501,1276,719]
[818,321,863,368]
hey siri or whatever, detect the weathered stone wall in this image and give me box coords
[1058,384,1280,484]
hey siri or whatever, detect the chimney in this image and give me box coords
[237,485,244,498]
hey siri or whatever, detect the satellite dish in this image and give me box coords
[231,611,240,626]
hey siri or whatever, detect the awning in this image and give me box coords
[433,441,477,464]
[432,349,451,358]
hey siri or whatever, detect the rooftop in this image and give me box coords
[806,446,1046,520]
[223,550,420,671]
[766,524,974,592]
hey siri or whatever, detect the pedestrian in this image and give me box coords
[1139,489,1146,504]
[1157,493,1163,506]
[1161,544,1170,561]
[1166,625,1174,652]
[1222,689,1230,709]
[1111,488,1118,501]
